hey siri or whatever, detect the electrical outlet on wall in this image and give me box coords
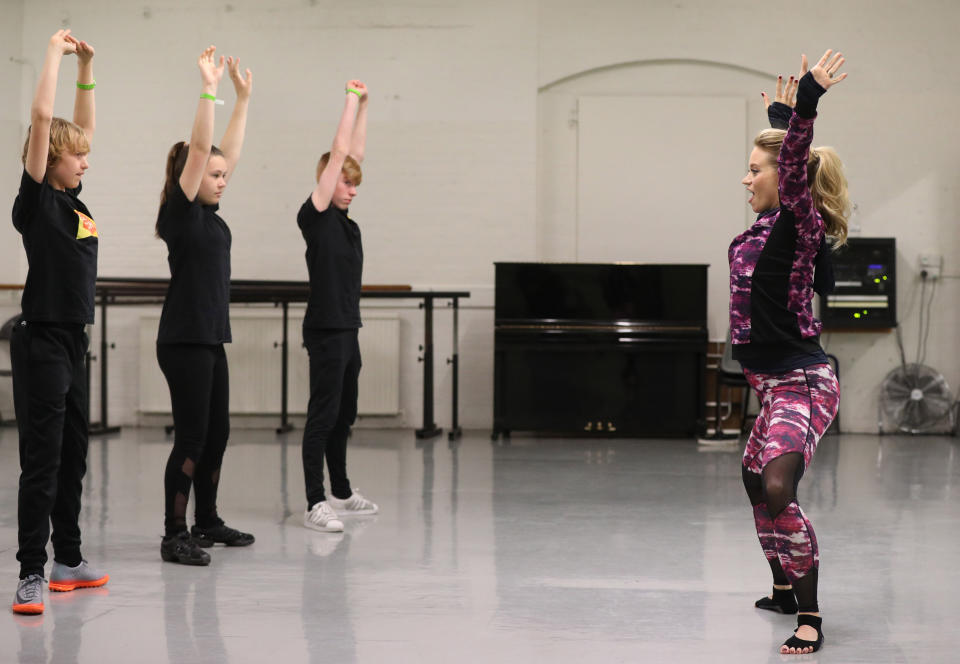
[918,253,942,280]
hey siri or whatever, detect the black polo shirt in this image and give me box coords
[297,198,363,330]
[156,182,232,344]
[12,170,98,324]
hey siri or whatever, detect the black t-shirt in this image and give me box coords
[297,198,363,330]
[156,182,232,344]
[12,170,98,324]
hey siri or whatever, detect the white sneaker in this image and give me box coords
[303,501,344,532]
[327,490,379,516]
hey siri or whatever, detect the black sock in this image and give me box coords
[793,568,820,614]
[54,554,82,568]
[164,524,188,539]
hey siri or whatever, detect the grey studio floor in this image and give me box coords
[0,426,958,664]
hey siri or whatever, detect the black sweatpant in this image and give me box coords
[11,320,89,578]
[302,328,360,508]
[156,343,230,535]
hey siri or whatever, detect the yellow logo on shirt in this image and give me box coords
[75,210,98,239]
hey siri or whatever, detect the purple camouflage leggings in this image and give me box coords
[741,363,839,586]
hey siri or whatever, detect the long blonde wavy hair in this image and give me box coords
[754,128,850,247]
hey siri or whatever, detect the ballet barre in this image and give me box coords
[4,280,469,439]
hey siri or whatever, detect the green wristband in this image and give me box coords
[200,93,225,105]
[346,87,362,99]
[76,80,96,90]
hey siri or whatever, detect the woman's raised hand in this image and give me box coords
[227,56,252,99]
[805,49,847,90]
[198,46,225,88]
[762,73,799,109]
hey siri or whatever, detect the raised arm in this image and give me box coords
[73,37,95,144]
[311,83,361,212]
[349,81,368,164]
[219,56,252,180]
[180,46,224,202]
[25,30,76,183]
[778,50,846,224]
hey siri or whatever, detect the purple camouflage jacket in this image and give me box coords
[728,112,824,351]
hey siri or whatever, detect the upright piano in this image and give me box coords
[493,262,709,438]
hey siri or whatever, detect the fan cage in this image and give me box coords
[878,363,957,435]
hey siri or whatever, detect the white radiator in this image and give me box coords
[139,312,400,415]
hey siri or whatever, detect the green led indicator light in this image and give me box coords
[874,278,881,283]
[863,310,868,315]
[882,276,888,281]
[854,313,861,319]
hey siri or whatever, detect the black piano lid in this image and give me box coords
[494,262,708,326]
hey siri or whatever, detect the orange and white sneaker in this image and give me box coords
[48,561,109,592]
[12,574,44,614]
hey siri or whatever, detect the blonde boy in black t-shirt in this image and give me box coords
[10,29,108,616]
[299,81,379,533]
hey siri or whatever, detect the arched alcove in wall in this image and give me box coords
[537,58,780,339]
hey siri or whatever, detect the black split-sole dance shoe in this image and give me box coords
[161,532,211,566]
[755,586,798,614]
[191,521,255,547]
[781,614,824,654]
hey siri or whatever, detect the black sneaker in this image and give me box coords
[161,531,211,566]
[191,519,255,548]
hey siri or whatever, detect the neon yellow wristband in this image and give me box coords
[346,87,362,99]
[76,80,95,90]
[200,93,225,105]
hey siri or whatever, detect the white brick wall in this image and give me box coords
[3,1,960,433]
[1,1,25,285]
[535,1,960,434]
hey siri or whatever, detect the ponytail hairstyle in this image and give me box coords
[753,129,850,248]
[807,146,849,247]
[156,141,224,237]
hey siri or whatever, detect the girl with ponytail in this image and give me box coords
[155,46,253,566]
[156,141,224,235]
[731,50,849,655]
